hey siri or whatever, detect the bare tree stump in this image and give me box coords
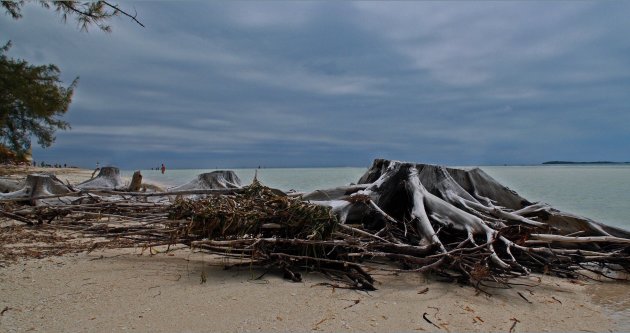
[0,178,22,193]
[309,159,630,237]
[75,166,124,190]
[168,171,242,191]
[0,174,73,204]
[304,159,630,276]
[128,171,142,192]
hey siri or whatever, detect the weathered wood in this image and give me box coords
[168,170,242,191]
[0,174,73,205]
[528,234,630,244]
[2,159,629,291]
[128,171,143,192]
[76,166,124,190]
[0,187,244,202]
[0,178,22,193]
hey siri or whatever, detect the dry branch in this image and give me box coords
[1,159,629,292]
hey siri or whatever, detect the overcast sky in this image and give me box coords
[2,1,629,169]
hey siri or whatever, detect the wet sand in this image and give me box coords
[587,282,630,331]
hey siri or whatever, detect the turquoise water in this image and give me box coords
[125,165,630,230]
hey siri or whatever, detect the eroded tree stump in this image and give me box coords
[0,174,73,205]
[168,171,242,191]
[75,166,124,190]
[304,159,630,276]
[128,171,143,192]
[0,178,22,193]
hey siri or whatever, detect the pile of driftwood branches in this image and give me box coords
[1,159,629,291]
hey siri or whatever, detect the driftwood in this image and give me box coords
[1,159,629,292]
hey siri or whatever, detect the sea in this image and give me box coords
[125,165,630,231]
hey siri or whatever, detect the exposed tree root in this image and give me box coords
[1,159,629,293]
[303,159,630,289]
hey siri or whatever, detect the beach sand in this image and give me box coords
[0,247,628,333]
[1,166,629,332]
[0,165,95,185]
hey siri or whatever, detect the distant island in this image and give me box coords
[542,161,630,165]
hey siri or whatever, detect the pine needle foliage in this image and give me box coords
[0,41,76,160]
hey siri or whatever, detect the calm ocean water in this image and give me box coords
[126,165,630,230]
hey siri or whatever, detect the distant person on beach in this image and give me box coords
[161,163,166,174]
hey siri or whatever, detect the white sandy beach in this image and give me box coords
[0,246,628,333]
[0,166,96,185]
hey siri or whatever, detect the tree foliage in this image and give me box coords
[0,1,143,162]
[1,0,143,32]
[0,41,77,160]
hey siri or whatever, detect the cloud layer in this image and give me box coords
[2,1,629,168]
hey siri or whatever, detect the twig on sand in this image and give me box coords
[423,312,441,330]
[509,317,520,333]
[342,299,361,309]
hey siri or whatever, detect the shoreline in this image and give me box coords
[1,248,628,332]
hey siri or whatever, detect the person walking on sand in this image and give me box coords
[161,163,166,174]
